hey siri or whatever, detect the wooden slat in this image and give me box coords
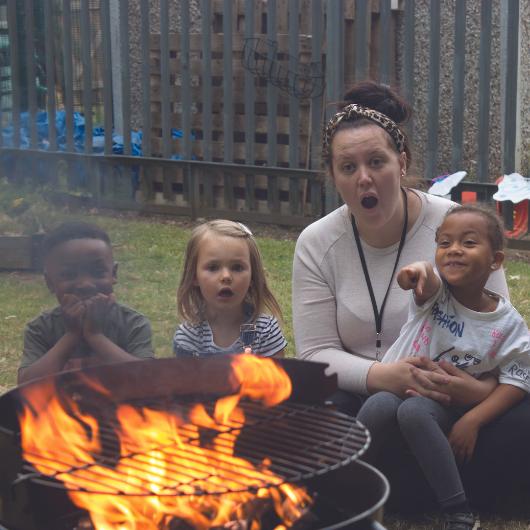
[300,0,312,33]
[143,165,308,198]
[152,102,308,124]
[149,33,313,54]
[150,112,310,139]
[150,83,311,108]
[151,57,312,79]
[277,0,288,32]
[150,138,306,165]
[344,0,355,19]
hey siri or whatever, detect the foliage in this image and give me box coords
[0,177,64,235]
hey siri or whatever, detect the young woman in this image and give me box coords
[292,81,529,510]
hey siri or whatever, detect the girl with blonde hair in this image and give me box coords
[174,219,286,357]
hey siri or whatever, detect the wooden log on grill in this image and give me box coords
[15,357,338,405]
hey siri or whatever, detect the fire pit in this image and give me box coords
[0,356,389,530]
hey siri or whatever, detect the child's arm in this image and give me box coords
[18,333,82,384]
[82,294,149,364]
[448,383,526,463]
[397,261,441,306]
[254,316,288,358]
[18,295,85,384]
[84,333,145,364]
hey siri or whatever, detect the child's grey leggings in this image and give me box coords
[357,391,466,509]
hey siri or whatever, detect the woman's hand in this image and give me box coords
[367,359,451,404]
[405,357,497,407]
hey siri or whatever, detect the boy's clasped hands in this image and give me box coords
[61,292,116,342]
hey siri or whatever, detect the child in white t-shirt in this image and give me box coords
[358,204,530,530]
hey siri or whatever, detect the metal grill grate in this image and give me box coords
[17,400,369,496]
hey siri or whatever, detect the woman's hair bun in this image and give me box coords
[341,80,411,125]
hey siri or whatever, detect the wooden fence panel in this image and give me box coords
[4,1,525,229]
[149,34,315,167]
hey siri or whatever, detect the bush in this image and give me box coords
[0,178,62,235]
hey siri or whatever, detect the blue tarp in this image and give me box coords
[1,110,191,158]
[2,111,194,195]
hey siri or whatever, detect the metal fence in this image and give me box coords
[0,0,526,230]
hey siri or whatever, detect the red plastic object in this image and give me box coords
[495,176,529,239]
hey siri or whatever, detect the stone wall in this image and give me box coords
[396,0,504,181]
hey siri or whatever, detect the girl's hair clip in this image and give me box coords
[237,222,253,237]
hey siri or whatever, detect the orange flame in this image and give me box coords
[18,355,311,530]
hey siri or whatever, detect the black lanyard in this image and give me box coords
[351,187,408,359]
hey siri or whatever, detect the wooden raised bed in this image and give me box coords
[0,234,44,271]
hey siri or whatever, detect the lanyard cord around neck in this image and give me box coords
[351,187,408,359]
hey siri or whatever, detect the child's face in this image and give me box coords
[435,212,504,289]
[44,238,117,304]
[194,233,252,316]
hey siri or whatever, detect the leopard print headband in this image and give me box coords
[323,103,406,159]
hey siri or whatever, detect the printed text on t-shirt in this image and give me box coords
[431,302,465,337]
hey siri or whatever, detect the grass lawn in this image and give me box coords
[0,210,301,389]
[0,208,529,530]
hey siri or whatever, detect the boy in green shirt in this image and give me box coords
[19,221,154,384]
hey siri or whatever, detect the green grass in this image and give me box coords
[1,209,528,389]
[1,209,529,529]
[0,211,298,390]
